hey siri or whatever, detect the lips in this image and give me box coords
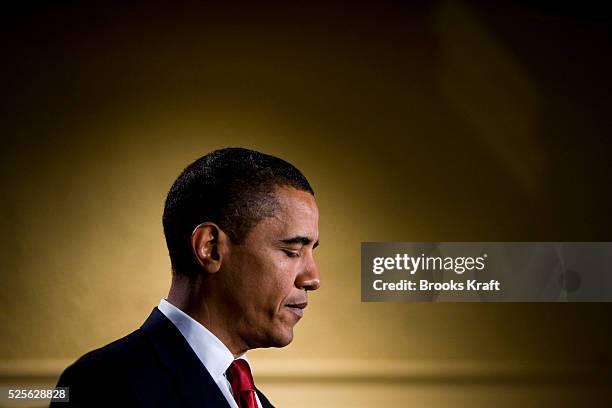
[284,302,307,318]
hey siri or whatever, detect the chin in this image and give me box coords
[267,327,294,348]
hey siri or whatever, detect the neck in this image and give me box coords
[166,273,249,358]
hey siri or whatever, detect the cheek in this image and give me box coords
[237,251,290,293]
[255,254,297,302]
[264,259,294,294]
[230,246,299,309]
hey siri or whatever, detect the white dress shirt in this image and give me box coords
[157,299,263,408]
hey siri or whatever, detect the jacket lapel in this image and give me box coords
[256,388,275,408]
[140,307,231,408]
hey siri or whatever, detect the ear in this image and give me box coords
[191,222,227,274]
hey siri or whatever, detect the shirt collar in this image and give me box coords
[157,298,249,380]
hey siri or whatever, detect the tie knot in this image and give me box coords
[227,359,255,393]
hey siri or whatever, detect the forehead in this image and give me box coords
[248,186,319,240]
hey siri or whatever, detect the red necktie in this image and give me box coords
[226,359,258,408]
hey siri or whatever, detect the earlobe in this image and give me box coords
[191,222,223,274]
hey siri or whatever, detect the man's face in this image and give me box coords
[219,186,320,349]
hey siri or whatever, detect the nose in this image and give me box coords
[296,252,320,292]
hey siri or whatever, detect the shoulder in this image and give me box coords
[53,329,149,407]
[66,328,148,373]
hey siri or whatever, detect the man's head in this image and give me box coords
[163,148,315,274]
[162,148,320,352]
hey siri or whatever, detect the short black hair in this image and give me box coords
[162,147,314,277]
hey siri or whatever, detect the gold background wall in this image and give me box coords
[2,1,611,406]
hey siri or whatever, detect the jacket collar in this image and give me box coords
[140,307,231,408]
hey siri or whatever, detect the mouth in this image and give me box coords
[284,302,307,318]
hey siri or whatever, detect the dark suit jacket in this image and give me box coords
[51,308,274,408]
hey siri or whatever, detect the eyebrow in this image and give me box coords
[278,236,319,249]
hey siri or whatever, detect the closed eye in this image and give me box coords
[282,249,300,258]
